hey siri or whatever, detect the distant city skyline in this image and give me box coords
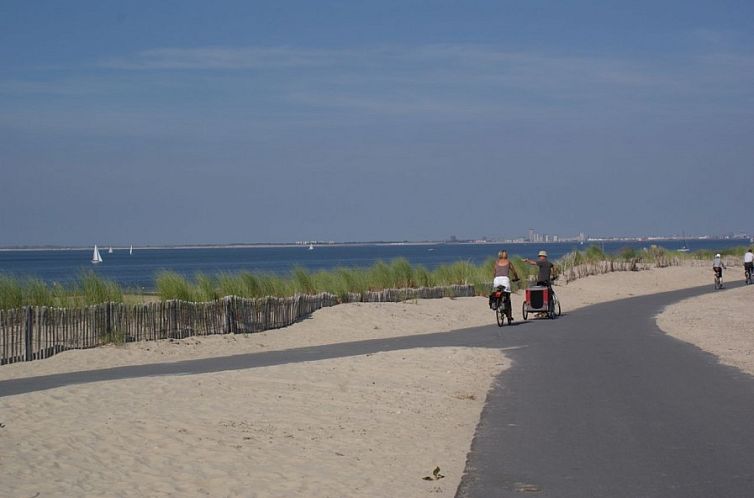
[1,230,751,250]
[1,1,752,246]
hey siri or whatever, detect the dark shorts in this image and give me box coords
[714,267,723,277]
[745,262,753,272]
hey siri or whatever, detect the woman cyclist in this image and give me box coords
[492,250,518,293]
[490,251,518,315]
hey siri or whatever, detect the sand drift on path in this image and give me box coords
[658,284,754,376]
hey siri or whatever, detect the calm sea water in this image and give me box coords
[0,239,746,289]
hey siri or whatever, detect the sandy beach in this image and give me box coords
[2,263,752,497]
[658,283,754,376]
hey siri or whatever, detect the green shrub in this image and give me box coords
[368,261,394,290]
[391,258,415,288]
[75,271,123,305]
[195,274,219,301]
[291,267,317,294]
[155,271,194,301]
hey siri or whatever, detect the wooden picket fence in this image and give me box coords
[558,256,745,284]
[0,285,474,366]
[558,259,654,283]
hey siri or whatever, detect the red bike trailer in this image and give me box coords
[522,285,560,320]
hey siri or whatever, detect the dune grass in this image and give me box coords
[2,244,749,309]
[153,257,532,301]
[0,271,124,310]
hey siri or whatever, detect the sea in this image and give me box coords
[0,239,747,290]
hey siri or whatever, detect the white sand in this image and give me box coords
[658,284,754,375]
[1,347,503,498]
[0,263,738,497]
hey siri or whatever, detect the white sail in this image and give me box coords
[308,244,314,250]
[129,245,133,255]
[92,245,103,264]
[108,247,113,254]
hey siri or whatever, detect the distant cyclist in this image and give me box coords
[744,248,754,280]
[713,253,726,287]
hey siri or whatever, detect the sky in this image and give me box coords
[1,0,753,245]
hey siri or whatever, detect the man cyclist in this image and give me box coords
[744,248,754,281]
[523,250,555,287]
[523,250,558,316]
[713,253,726,287]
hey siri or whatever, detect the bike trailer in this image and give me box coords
[524,286,550,312]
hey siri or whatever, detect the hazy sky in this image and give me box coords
[1,0,752,245]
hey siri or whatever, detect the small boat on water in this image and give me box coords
[308,244,315,251]
[108,247,113,254]
[92,245,103,264]
[129,245,133,255]
[677,232,690,252]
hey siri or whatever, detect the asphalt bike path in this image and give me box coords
[1,282,753,497]
[457,281,754,498]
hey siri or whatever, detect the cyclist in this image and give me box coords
[523,250,558,314]
[713,253,726,288]
[490,250,518,312]
[523,250,556,287]
[492,250,518,292]
[744,248,754,281]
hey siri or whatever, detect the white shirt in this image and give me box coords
[745,251,754,263]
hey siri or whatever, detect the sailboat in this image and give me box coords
[308,244,315,251]
[677,232,690,252]
[91,245,103,264]
[108,247,113,254]
[129,245,133,255]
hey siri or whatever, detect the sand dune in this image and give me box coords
[2,263,746,497]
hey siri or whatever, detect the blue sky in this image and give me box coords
[1,0,753,245]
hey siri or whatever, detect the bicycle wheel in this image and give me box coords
[496,307,505,327]
[522,301,528,321]
[554,296,561,317]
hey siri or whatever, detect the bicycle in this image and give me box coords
[714,270,724,290]
[489,286,513,327]
[745,264,753,285]
[551,292,562,318]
